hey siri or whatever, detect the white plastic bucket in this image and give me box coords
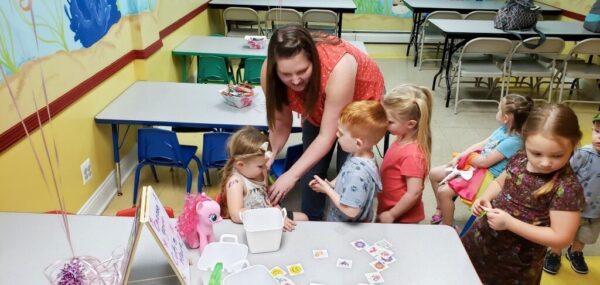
[240,208,286,253]
[196,234,248,284]
[222,264,278,285]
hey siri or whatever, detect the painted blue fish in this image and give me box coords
[64,0,121,48]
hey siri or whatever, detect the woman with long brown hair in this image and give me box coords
[261,25,385,221]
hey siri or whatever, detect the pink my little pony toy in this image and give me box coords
[177,193,222,252]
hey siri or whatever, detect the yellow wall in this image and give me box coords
[538,0,594,15]
[343,13,410,31]
[0,6,210,213]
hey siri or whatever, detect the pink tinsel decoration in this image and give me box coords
[57,258,85,285]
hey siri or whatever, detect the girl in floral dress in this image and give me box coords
[462,104,586,284]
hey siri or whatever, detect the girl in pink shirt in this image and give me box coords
[377,84,433,223]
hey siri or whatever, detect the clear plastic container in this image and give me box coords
[221,93,255,108]
[245,35,267,49]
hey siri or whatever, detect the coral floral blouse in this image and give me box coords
[286,37,385,126]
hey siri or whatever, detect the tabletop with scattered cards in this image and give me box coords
[133,220,481,284]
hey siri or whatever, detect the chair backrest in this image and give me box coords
[422,11,462,32]
[302,9,338,34]
[197,55,231,84]
[202,132,232,168]
[461,37,513,55]
[282,144,303,171]
[513,37,565,56]
[569,38,600,56]
[266,8,302,27]
[463,11,496,20]
[223,7,261,37]
[137,128,185,167]
[425,11,463,21]
[243,57,265,84]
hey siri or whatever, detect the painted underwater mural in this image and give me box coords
[0,0,157,77]
[354,0,412,18]
[64,0,122,48]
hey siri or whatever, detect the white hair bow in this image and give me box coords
[260,142,273,159]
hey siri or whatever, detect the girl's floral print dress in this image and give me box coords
[461,151,584,285]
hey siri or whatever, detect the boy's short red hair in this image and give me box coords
[338,100,388,145]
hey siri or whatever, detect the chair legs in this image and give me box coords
[204,169,212,186]
[133,158,203,206]
[192,157,204,193]
[454,67,462,114]
[558,67,567,103]
[185,168,192,194]
[132,164,146,206]
[150,165,159,183]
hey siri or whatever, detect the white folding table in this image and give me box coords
[95,81,301,195]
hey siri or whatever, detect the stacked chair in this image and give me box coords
[453,38,513,114]
[557,38,600,105]
[504,37,565,103]
[418,11,463,70]
[223,7,262,37]
[265,8,302,37]
[302,9,338,35]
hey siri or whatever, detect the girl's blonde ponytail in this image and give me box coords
[415,86,433,171]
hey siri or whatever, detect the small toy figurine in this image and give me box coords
[177,193,222,252]
[439,152,479,185]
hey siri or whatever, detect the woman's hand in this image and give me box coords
[471,198,491,216]
[268,172,298,204]
[377,211,395,223]
[484,207,513,231]
[309,175,331,194]
[283,217,296,232]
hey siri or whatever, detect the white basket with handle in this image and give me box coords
[240,208,286,253]
[196,234,248,284]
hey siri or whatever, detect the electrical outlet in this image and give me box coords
[80,158,92,185]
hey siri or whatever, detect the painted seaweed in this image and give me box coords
[0,7,19,75]
[355,0,388,15]
[64,0,121,48]
[11,0,70,52]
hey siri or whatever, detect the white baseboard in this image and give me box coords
[78,144,138,215]
[342,31,410,43]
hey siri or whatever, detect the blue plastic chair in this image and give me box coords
[236,57,265,84]
[133,128,203,205]
[197,55,234,84]
[270,144,303,178]
[202,132,233,185]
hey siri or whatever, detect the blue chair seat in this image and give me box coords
[202,132,233,185]
[270,160,286,178]
[271,144,303,178]
[133,128,203,205]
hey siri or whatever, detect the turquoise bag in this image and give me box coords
[584,0,600,33]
